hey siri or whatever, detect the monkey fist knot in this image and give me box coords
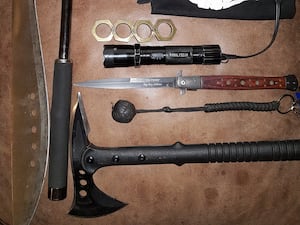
[112,100,136,123]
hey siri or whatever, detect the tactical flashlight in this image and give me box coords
[103,44,222,68]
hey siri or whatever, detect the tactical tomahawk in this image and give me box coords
[69,93,300,218]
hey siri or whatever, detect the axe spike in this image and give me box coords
[69,93,127,217]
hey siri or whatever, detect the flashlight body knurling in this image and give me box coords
[103,44,222,68]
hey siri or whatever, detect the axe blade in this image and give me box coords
[68,182,127,218]
[69,94,126,217]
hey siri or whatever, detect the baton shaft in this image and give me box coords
[59,0,72,59]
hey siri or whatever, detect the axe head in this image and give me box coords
[69,93,127,217]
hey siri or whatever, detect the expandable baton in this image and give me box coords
[103,44,222,68]
[48,0,73,200]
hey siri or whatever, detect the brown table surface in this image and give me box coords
[1,1,300,225]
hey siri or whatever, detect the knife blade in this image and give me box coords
[12,0,48,224]
[74,71,298,93]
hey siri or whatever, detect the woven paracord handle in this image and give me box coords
[204,101,279,113]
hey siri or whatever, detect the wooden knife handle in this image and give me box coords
[200,75,298,91]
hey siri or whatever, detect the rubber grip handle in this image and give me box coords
[202,140,300,162]
[48,60,72,200]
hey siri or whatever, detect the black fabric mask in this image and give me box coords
[137,0,296,20]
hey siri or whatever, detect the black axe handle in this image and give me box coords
[82,140,300,174]
[48,0,73,201]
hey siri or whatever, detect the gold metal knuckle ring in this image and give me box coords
[133,20,154,43]
[113,20,134,42]
[92,20,114,42]
[154,19,177,41]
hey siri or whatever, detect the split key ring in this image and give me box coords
[277,94,297,114]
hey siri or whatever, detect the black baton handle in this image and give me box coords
[48,0,72,201]
[48,60,72,200]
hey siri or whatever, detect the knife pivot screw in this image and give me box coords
[180,80,186,86]
[86,156,94,164]
[138,154,146,161]
[112,155,120,163]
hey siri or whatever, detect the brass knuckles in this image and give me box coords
[113,20,134,42]
[92,20,114,42]
[153,19,177,41]
[92,19,177,42]
[132,20,154,43]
